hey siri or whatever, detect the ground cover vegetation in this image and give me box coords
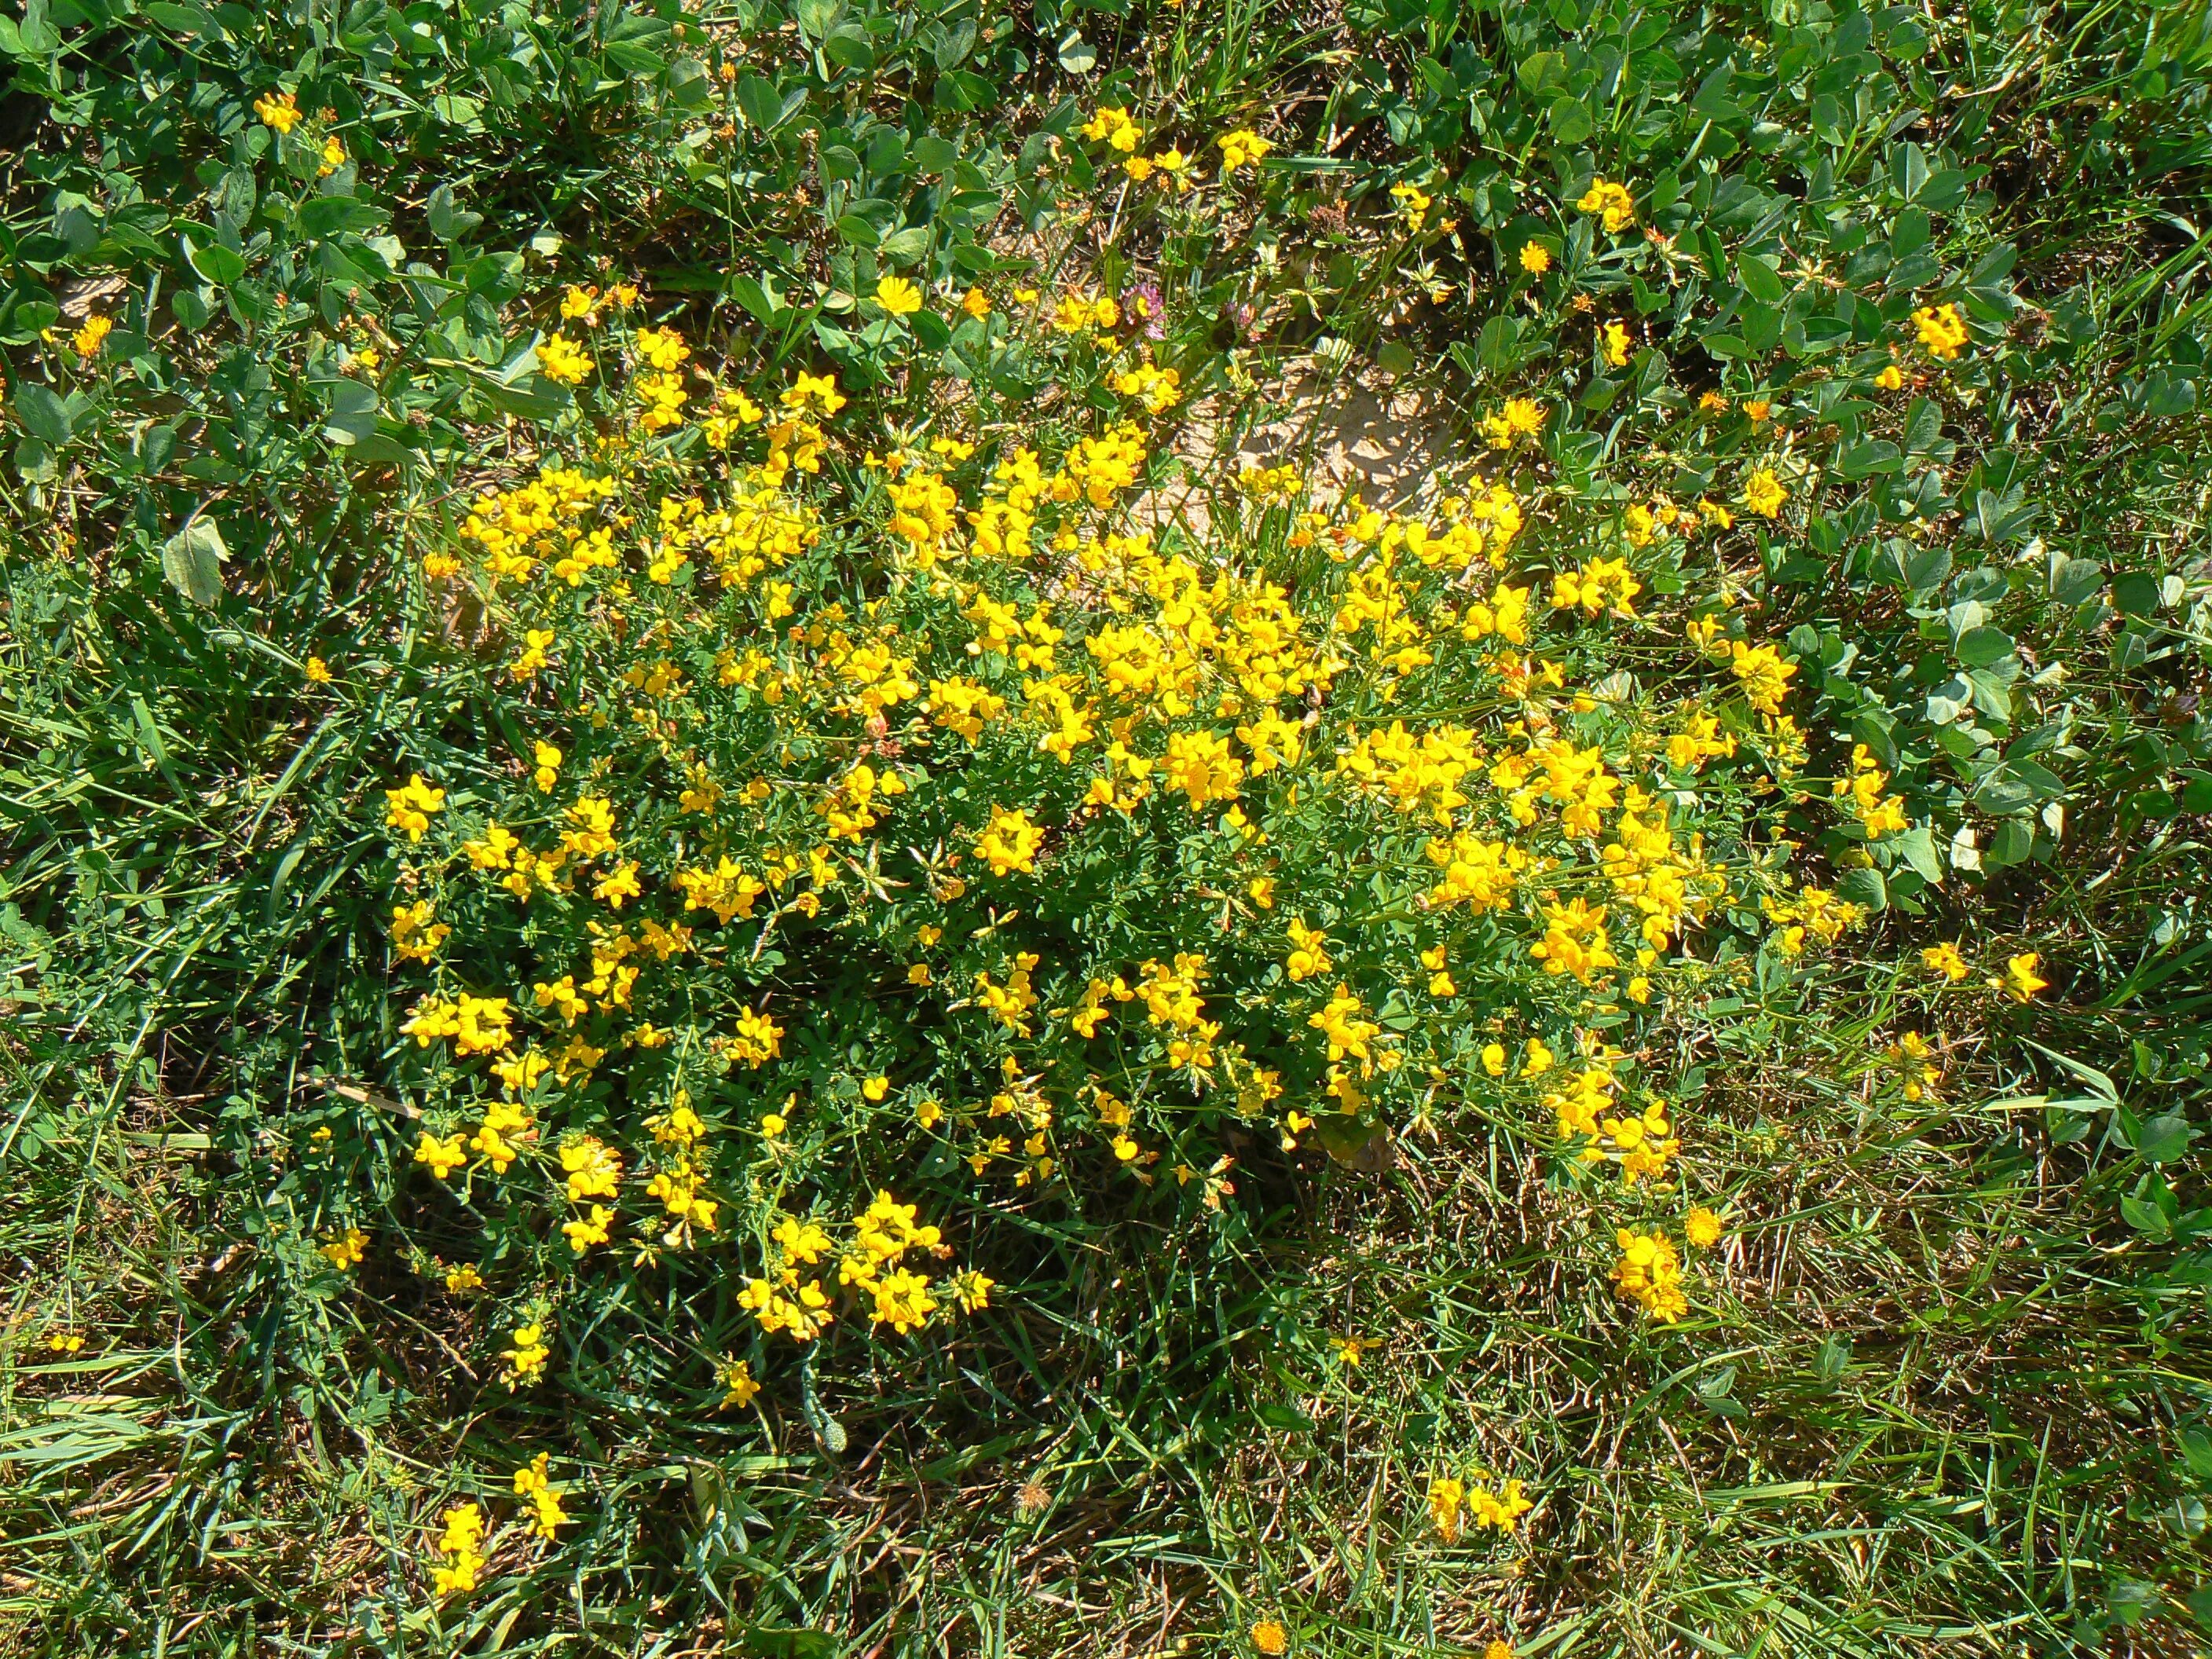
[4,0,2212,1652]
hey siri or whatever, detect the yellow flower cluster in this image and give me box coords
[1912,301,1969,360]
[1834,743,1910,838]
[339,281,2014,1427]
[429,1503,485,1596]
[1611,1228,1687,1322]
[512,1453,570,1538]
[738,1190,990,1342]
[1576,176,1635,233]
[1426,1473,1536,1541]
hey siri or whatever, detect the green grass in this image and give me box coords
[5,0,2212,1652]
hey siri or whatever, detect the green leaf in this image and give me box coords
[1897,544,1952,591]
[160,518,229,607]
[1973,757,2063,817]
[183,236,246,287]
[879,225,930,265]
[6,0,58,53]
[1547,97,1594,145]
[1894,825,1943,884]
[321,379,379,445]
[424,182,483,244]
[296,196,388,240]
[477,375,572,422]
[736,74,787,134]
[1516,50,1566,93]
[1837,439,1902,478]
[911,309,951,351]
[1477,314,1525,374]
[1737,253,1785,305]
[795,0,842,41]
[739,1627,840,1659]
[12,382,71,445]
[2120,1193,2173,1240]
[1055,30,1096,73]
[822,30,873,71]
[2133,1113,2196,1165]
[2050,556,2103,605]
[1891,141,1930,201]
[1836,866,1887,911]
[1954,625,2016,668]
[668,57,712,107]
[730,271,789,324]
[1984,818,2034,867]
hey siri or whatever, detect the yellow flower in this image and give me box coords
[1612,1228,1687,1322]
[1427,1474,1465,1540]
[534,333,592,385]
[513,1452,571,1538]
[430,1501,485,1595]
[2003,951,2049,1002]
[1575,177,1635,233]
[383,774,445,841]
[1518,241,1551,275]
[862,1075,890,1101]
[976,805,1046,876]
[1284,917,1332,982]
[1081,105,1141,152]
[1217,129,1273,173]
[720,1358,762,1408]
[1874,362,1905,390]
[592,859,642,908]
[782,368,846,416]
[1600,319,1632,368]
[1251,1618,1290,1656]
[320,1227,368,1269]
[562,1203,613,1254]
[253,90,301,134]
[414,1131,469,1180]
[731,1007,784,1068]
[1922,941,1969,981]
[500,1322,552,1386]
[961,286,991,317]
[304,655,332,683]
[317,134,346,176]
[560,1137,622,1202]
[71,314,113,358]
[1729,640,1797,715]
[1743,467,1789,519]
[1469,1478,1534,1532]
[876,275,924,317]
[1912,301,1969,361]
[1684,1206,1724,1247]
